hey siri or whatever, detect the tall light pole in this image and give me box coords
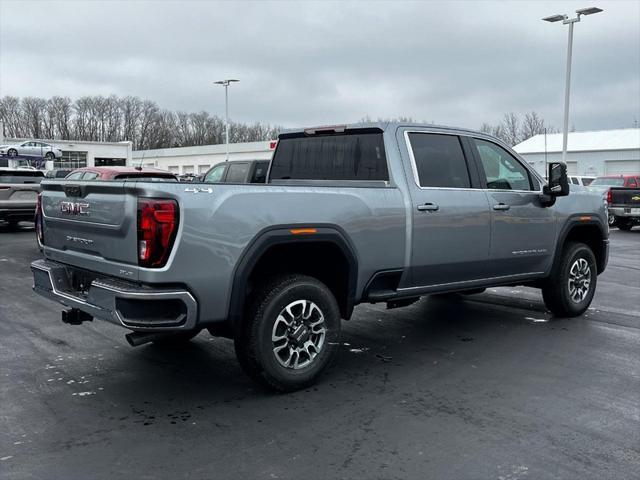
[543,7,602,164]
[213,79,239,161]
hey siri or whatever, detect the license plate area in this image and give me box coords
[11,190,37,201]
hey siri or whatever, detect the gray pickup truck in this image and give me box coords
[31,123,609,391]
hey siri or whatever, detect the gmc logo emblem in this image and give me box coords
[60,201,90,215]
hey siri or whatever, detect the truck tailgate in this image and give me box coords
[41,181,141,279]
[610,187,640,207]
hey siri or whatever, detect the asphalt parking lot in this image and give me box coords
[1,224,639,480]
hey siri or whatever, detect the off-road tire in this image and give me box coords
[542,242,597,317]
[234,274,341,392]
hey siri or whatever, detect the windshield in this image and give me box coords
[591,177,625,186]
[0,170,45,183]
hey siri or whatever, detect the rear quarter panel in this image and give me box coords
[128,182,406,323]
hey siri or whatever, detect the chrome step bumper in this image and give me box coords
[31,259,198,331]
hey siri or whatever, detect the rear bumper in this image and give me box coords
[610,207,640,218]
[0,207,36,222]
[31,259,198,332]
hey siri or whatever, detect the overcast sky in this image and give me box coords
[1,0,638,131]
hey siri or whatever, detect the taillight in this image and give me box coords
[137,198,179,268]
[606,190,612,204]
[35,193,44,245]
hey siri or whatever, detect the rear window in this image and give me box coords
[269,131,388,181]
[251,161,269,183]
[591,177,625,186]
[0,170,44,184]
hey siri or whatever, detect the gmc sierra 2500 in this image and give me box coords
[31,123,609,391]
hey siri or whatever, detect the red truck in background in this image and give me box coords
[589,174,640,230]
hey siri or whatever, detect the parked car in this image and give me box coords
[202,159,270,184]
[178,173,200,182]
[0,168,44,226]
[32,122,608,391]
[64,166,178,182]
[588,174,640,226]
[45,169,74,179]
[569,175,595,187]
[589,174,640,189]
[0,141,63,160]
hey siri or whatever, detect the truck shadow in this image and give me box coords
[100,292,552,404]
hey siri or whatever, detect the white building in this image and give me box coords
[0,136,132,170]
[133,141,275,175]
[514,128,640,177]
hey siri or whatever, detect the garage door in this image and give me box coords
[605,160,640,174]
[566,161,578,175]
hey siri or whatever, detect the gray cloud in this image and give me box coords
[1,0,638,130]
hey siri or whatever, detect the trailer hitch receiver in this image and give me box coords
[61,308,93,325]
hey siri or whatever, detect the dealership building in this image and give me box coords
[132,141,275,175]
[0,136,132,170]
[513,128,640,177]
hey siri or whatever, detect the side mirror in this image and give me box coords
[545,162,570,197]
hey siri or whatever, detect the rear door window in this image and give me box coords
[407,133,471,188]
[66,172,84,180]
[270,131,388,181]
[225,163,250,183]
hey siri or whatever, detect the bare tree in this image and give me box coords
[501,112,521,146]
[2,94,280,149]
[0,96,24,137]
[521,111,546,141]
[21,97,47,138]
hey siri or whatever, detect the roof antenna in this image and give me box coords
[135,150,145,171]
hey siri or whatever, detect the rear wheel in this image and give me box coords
[235,274,341,392]
[616,218,634,231]
[542,242,597,317]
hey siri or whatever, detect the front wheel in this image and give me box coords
[7,148,17,158]
[45,152,55,160]
[235,274,341,392]
[542,242,597,317]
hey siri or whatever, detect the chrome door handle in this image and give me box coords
[417,203,439,212]
[493,203,510,211]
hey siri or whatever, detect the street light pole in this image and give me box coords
[543,7,602,164]
[561,19,575,164]
[213,79,239,161]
